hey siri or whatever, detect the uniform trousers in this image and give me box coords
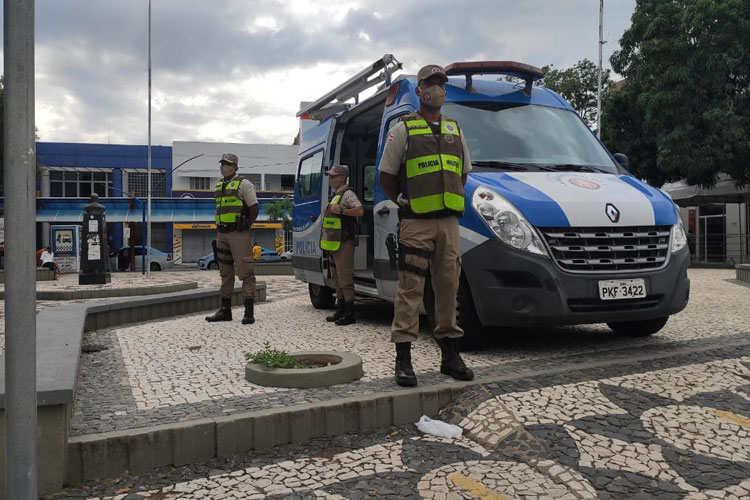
[391,216,463,343]
[328,240,355,302]
[216,230,256,299]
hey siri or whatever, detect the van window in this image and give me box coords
[363,165,376,202]
[298,150,323,199]
[442,102,619,173]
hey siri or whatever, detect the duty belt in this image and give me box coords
[217,222,247,233]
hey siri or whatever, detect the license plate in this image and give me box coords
[598,279,646,300]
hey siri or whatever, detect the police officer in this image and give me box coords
[205,153,259,325]
[378,64,474,387]
[320,164,364,325]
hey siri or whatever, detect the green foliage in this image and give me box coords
[537,59,613,130]
[603,0,750,188]
[264,196,293,231]
[245,341,310,369]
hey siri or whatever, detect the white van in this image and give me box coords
[292,55,690,349]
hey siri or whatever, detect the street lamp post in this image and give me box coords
[109,187,147,274]
[4,0,37,497]
[147,0,153,277]
[597,0,604,138]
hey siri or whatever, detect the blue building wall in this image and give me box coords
[36,142,173,252]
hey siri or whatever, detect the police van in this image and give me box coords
[292,54,690,348]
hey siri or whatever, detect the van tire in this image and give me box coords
[309,283,336,309]
[423,273,484,351]
[456,276,484,351]
[607,316,668,337]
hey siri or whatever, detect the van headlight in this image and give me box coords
[671,204,687,253]
[472,187,548,256]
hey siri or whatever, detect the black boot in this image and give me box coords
[326,300,345,322]
[436,337,474,381]
[242,298,255,324]
[395,342,417,387]
[335,301,356,326]
[205,298,232,322]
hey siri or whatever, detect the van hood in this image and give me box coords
[467,171,677,228]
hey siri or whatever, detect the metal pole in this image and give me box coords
[3,0,38,497]
[146,0,152,278]
[597,0,603,138]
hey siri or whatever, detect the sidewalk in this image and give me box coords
[9,269,750,498]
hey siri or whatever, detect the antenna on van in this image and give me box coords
[297,54,403,120]
[445,61,544,96]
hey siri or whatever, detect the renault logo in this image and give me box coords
[605,203,620,223]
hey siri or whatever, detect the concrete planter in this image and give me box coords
[245,351,363,388]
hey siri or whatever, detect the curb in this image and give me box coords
[36,281,198,301]
[63,336,750,486]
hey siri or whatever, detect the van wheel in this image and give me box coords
[423,273,484,351]
[309,283,336,309]
[607,317,668,337]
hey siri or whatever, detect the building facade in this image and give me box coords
[26,141,295,264]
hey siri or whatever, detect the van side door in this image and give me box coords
[292,148,326,285]
[372,107,413,300]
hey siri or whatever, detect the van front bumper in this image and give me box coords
[461,239,690,328]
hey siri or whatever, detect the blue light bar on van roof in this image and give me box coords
[445,61,545,96]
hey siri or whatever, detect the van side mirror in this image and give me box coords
[613,153,629,170]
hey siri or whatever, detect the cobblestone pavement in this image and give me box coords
[71,269,749,436]
[46,342,750,499]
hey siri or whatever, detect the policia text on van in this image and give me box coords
[291,55,690,350]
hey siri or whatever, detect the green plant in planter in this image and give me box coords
[245,341,311,369]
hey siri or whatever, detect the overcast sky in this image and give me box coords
[1,0,636,147]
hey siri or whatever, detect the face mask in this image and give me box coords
[419,84,446,107]
[220,164,235,178]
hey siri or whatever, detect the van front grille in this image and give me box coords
[539,226,671,272]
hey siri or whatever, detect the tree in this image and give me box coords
[264,196,293,231]
[603,0,750,188]
[537,59,613,130]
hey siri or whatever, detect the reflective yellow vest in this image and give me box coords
[320,191,356,251]
[402,113,465,215]
[214,178,245,225]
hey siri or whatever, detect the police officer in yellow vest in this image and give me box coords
[379,64,474,387]
[205,153,259,325]
[320,164,364,325]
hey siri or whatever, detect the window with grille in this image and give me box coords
[189,177,213,190]
[49,169,114,197]
[127,172,166,197]
[284,230,293,251]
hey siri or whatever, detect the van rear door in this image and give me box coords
[292,118,335,285]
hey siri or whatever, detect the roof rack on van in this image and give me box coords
[445,61,544,97]
[297,54,403,120]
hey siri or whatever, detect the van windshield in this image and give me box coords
[443,102,619,174]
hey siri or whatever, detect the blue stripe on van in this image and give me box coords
[468,172,571,227]
[617,176,677,226]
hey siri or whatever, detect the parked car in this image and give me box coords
[109,246,174,272]
[198,247,280,270]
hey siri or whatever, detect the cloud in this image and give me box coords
[0,0,636,145]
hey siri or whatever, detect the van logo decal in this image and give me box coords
[605,203,620,223]
[569,177,600,190]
